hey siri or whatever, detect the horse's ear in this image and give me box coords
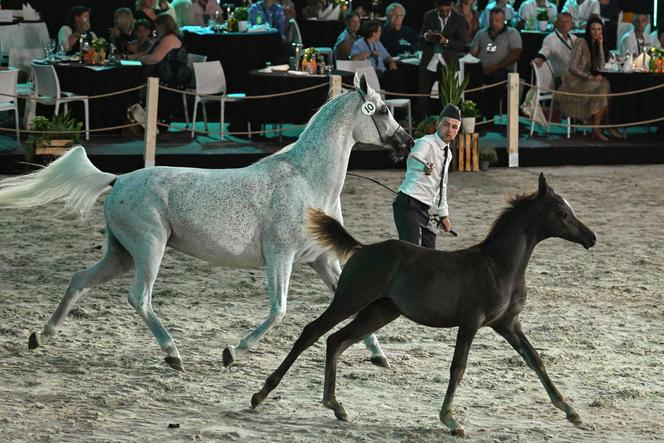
[538,172,550,196]
[357,73,369,96]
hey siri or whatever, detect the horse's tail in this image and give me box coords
[306,208,363,262]
[0,146,117,218]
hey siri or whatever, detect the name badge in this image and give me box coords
[361,101,376,116]
[486,42,497,53]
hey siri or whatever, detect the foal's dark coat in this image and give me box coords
[252,174,596,436]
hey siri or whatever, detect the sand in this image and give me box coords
[1,165,663,442]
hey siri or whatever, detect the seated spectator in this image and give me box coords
[480,0,516,29]
[518,0,557,28]
[135,0,170,29]
[136,13,191,121]
[619,14,655,56]
[334,10,361,61]
[380,3,418,55]
[175,0,222,26]
[416,0,467,121]
[109,8,136,56]
[532,12,577,80]
[470,7,522,119]
[454,0,480,44]
[351,20,397,74]
[556,16,623,141]
[58,5,97,55]
[127,19,154,57]
[561,0,600,29]
[249,0,287,38]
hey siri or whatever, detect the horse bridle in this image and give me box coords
[356,88,403,145]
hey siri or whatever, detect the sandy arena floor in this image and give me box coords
[1,165,663,442]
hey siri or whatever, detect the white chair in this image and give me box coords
[181,53,207,127]
[31,64,89,140]
[335,59,372,73]
[289,19,333,65]
[355,66,412,134]
[189,61,247,140]
[529,60,557,136]
[0,68,21,141]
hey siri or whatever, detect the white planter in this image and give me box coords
[461,117,476,133]
[238,20,249,32]
[538,20,548,32]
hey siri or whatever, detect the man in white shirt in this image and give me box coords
[532,12,577,79]
[562,0,600,29]
[619,14,655,56]
[480,0,516,29]
[393,104,460,249]
[518,0,558,26]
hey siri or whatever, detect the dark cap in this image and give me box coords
[439,103,461,121]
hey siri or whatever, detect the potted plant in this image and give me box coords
[460,99,479,133]
[479,145,497,171]
[438,64,468,109]
[234,7,249,32]
[26,113,82,161]
[536,8,549,32]
[414,115,438,138]
[90,37,108,64]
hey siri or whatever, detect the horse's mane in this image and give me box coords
[479,190,539,245]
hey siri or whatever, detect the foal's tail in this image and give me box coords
[306,209,363,262]
[0,146,117,218]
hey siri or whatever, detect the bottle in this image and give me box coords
[317,54,326,74]
[81,40,89,64]
[623,50,632,72]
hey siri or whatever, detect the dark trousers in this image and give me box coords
[478,68,510,120]
[416,58,460,122]
[392,192,436,249]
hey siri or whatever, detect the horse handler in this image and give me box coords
[392,104,461,249]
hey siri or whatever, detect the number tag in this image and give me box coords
[361,101,376,116]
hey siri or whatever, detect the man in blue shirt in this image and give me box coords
[350,20,398,74]
[249,0,287,38]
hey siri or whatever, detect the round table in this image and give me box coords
[182,28,283,93]
[246,69,353,125]
[602,71,664,125]
[52,63,144,130]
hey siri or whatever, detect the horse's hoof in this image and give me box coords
[165,356,184,371]
[251,391,265,409]
[333,407,348,422]
[223,346,236,367]
[567,411,582,426]
[370,355,390,369]
[451,427,466,438]
[28,332,42,350]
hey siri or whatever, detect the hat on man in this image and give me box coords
[439,103,461,121]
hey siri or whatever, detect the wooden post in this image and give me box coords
[328,74,342,98]
[144,77,159,168]
[507,72,519,168]
[453,133,480,172]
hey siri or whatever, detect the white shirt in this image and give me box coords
[538,29,577,78]
[619,30,655,56]
[562,0,600,28]
[519,0,558,23]
[480,2,516,29]
[398,132,452,217]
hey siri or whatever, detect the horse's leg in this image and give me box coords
[493,320,581,426]
[126,234,183,371]
[308,255,389,368]
[251,299,358,408]
[323,299,400,421]
[28,231,133,350]
[223,252,294,367]
[439,324,479,437]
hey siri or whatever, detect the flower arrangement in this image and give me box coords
[233,7,249,21]
[90,37,107,53]
[536,7,548,22]
[303,47,319,62]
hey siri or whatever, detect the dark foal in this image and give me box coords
[252,173,596,436]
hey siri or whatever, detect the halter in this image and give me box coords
[356,88,402,146]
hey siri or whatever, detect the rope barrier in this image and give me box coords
[519,79,664,97]
[8,85,145,101]
[159,82,329,99]
[0,122,141,134]
[156,121,306,136]
[520,114,664,129]
[340,79,508,97]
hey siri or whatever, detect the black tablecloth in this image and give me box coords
[53,63,144,130]
[603,72,664,125]
[246,69,353,125]
[182,29,283,93]
[297,19,345,48]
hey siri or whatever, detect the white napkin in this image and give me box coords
[22,3,40,21]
